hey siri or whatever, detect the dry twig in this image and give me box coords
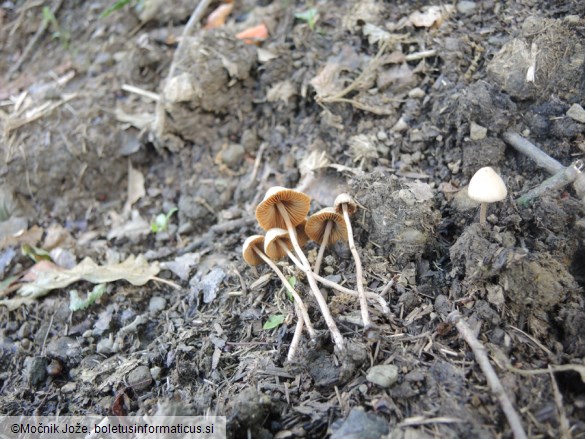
[448,310,527,439]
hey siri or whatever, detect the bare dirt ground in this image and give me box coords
[1,0,585,437]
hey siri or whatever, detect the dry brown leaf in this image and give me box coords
[266,80,296,103]
[409,6,454,29]
[123,161,145,215]
[0,255,165,309]
[204,3,234,30]
[0,225,43,251]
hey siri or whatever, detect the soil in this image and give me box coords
[1,0,585,438]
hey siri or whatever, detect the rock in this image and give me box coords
[567,103,585,123]
[96,337,114,354]
[220,143,245,170]
[330,407,389,439]
[149,296,167,313]
[46,337,82,365]
[469,121,487,140]
[60,382,77,393]
[127,365,153,391]
[150,366,161,381]
[24,356,47,386]
[366,364,399,388]
[457,1,477,15]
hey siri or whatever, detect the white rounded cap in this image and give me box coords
[468,167,507,203]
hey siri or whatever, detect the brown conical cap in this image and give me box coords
[242,235,266,266]
[264,228,291,260]
[305,207,348,245]
[334,193,357,215]
[255,187,311,230]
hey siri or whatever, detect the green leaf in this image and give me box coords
[285,276,296,301]
[294,8,318,30]
[263,314,284,330]
[21,244,52,263]
[151,207,178,233]
[69,284,107,311]
[100,0,133,18]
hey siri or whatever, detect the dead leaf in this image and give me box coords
[267,80,296,103]
[43,223,75,250]
[107,210,150,240]
[204,3,234,29]
[409,6,454,29]
[0,255,162,308]
[123,161,145,215]
[236,23,268,45]
[310,62,344,99]
[0,225,43,251]
[257,48,278,63]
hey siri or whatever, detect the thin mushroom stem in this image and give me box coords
[288,304,304,361]
[479,202,488,224]
[314,220,333,275]
[448,310,527,439]
[252,247,317,340]
[341,203,372,328]
[275,203,345,352]
[277,241,390,315]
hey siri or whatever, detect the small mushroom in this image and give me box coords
[264,227,344,351]
[335,193,372,329]
[468,167,508,224]
[257,187,345,352]
[305,207,348,275]
[243,235,316,348]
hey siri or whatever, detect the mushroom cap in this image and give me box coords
[334,193,357,215]
[468,167,508,203]
[305,207,348,245]
[242,235,266,266]
[255,187,311,231]
[295,219,310,248]
[264,228,291,260]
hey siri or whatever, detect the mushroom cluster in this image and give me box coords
[243,187,387,361]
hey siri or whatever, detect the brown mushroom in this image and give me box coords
[335,193,372,329]
[305,207,348,275]
[243,235,316,347]
[257,188,345,352]
[263,227,344,350]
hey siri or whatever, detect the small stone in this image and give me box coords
[96,337,114,354]
[149,296,166,313]
[127,365,152,391]
[330,407,389,439]
[567,104,585,124]
[220,143,246,169]
[469,121,487,140]
[46,359,63,377]
[408,87,426,98]
[46,337,81,364]
[366,364,399,388]
[24,356,48,386]
[61,382,77,393]
[376,130,388,141]
[457,1,477,15]
[150,366,162,381]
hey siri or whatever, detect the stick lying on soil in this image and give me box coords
[448,310,528,439]
[503,131,585,202]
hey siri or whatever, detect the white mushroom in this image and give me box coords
[468,167,507,224]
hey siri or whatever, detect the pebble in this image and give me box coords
[457,1,477,15]
[221,143,245,169]
[376,130,388,141]
[469,121,488,140]
[567,104,585,123]
[24,356,47,386]
[127,365,153,391]
[46,337,81,363]
[96,337,114,354]
[60,382,77,393]
[149,296,166,313]
[331,407,389,439]
[366,364,399,388]
[150,366,162,381]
